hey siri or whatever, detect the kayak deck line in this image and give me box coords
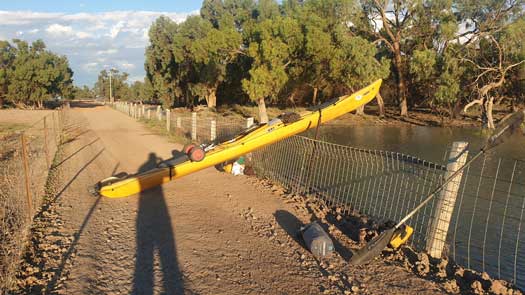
[96,79,383,198]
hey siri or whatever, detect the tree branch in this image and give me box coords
[463,98,483,113]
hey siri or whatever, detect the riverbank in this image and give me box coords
[189,104,515,129]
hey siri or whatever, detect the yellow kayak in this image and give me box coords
[97,79,382,198]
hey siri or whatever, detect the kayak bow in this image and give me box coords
[97,79,382,198]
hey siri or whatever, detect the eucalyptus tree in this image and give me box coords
[0,41,15,107]
[242,15,303,123]
[145,16,180,107]
[6,39,73,108]
[458,1,525,128]
[189,17,242,108]
[94,69,129,101]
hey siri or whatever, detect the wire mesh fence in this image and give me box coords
[251,135,525,289]
[0,110,64,291]
[448,156,525,288]
[111,101,525,288]
[251,135,447,249]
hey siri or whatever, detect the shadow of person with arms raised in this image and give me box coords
[132,152,184,295]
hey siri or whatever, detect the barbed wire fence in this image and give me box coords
[111,101,525,289]
[0,108,66,291]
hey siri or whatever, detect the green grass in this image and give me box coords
[139,118,192,144]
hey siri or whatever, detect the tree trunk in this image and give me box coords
[376,93,385,118]
[207,90,217,108]
[258,98,269,124]
[393,42,408,117]
[483,97,495,129]
[312,87,318,105]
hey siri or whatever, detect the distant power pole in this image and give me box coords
[109,70,113,103]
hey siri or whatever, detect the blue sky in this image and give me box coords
[0,1,200,86]
[0,1,201,13]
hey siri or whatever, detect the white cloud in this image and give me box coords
[120,62,136,70]
[83,62,99,71]
[0,10,197,86]
[46,23,74,36]
[97,48,118,56]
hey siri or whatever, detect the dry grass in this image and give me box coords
[0,111,63,292]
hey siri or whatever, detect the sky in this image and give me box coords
[0,1,201,86]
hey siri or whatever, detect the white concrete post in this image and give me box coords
[426,141,469,258]
[176,117,181,129]
[147,109,151,120]
[211,119,216,141]
[191,112,197,141]
[142,105,145,118]
[246,117,254,128]
[166,109,171,131]
[157,106,161,121]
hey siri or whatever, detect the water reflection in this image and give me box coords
[304,125,525,162]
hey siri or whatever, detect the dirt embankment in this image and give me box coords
[12,103,520,294]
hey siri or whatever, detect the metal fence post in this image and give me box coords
[246,117,254,128]
[211,119,216,141]
[191,112,197,141]
[166,109,171,131]
[426,141,469,258]
[20,133,33,219]
[43,117,50,169]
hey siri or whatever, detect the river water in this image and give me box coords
[302,124,525,287]
[305,124,525,163]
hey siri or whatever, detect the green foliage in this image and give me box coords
[1,39,73,108]
[141,0,524,123]
[94,69,129,101]
[73,85,94,99]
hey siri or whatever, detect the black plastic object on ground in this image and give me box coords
[301,221,334,258]
[348,228,395,265]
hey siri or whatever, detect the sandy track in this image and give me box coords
[44,104,443,294]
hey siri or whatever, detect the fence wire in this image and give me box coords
[251,135,447,249]
[251,135,525,289]
[0,110,63,291]
[111,101,525,289]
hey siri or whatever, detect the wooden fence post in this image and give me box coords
[246,117,254,128]
[20,133,33,219]
[166,109,171,132]
[43,117,50,169]
[426,141,469,258]
[191,112,197,141]
[211,119,216,141]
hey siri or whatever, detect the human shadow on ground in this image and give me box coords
[132,153,184,295]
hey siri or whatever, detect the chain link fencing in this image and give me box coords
[0,110,64,291]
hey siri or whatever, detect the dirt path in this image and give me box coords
[34,103,445,294]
